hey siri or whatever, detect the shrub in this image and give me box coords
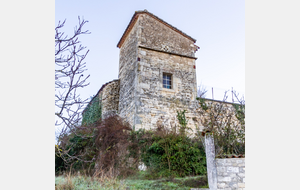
[57,111,207,179]
[128,110,207,178]
[94,114,133,177]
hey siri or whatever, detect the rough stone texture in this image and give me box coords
[138,13,197,57]
[118,18,139,126]
[118,11,200,131]
[100,80,120,119]
[134,47,199,131]
[216,158,245,190]
[89,11,240,134]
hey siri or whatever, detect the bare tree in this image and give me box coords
[197,91,245,157]
[55,17,90,137]
[197,83,208,98]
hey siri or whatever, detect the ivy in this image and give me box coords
[82,95,102,125]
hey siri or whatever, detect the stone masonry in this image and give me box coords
[85,10,241,134]
[84,10,245,190]
[117,10,201,131]
[100,80,120,119]
[216,158,245,190]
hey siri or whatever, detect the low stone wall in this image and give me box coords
[216,158,245,190]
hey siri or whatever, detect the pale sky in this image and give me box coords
[3,1,299,187]
[55,0,245,101]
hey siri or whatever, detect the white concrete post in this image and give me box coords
[205,133,217,190]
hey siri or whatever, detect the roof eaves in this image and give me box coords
[117,10,197,48]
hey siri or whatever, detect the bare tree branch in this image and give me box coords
[197,83,208,98]
[55,16,90,135]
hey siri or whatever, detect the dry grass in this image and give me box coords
[55,169,208,190]
[55,168,127,190]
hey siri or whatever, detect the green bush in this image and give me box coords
[146,132,206,177]
[128,110,207,178]
[55,126,98,175]
[57,110,207,179]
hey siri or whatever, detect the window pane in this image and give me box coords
[163,73,172,89]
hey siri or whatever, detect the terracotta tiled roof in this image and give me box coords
[217,154,245,158]
[117,10,197,48]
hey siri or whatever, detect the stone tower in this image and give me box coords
[117,10,200,130]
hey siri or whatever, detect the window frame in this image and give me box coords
[163,73,172,89]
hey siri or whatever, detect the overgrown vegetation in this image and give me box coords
[55,123,99,174]
[94,115,133,177]
[82,95,102,125]
[128,110,207,178]
[56,110,208,184]
[55,114,132,176]
[196,91,245,157]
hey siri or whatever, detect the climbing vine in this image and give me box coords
[82,94,102,125]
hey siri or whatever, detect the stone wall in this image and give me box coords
[216,158,245,190]
[193,98,244,139]
[118,18,139,126]
[117,11,200,131]
[100,80,120,119]
[115,11,240,133]
[138,13,197,57]
[134,46,199,131]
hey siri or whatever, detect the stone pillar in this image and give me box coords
[205,133,217,190]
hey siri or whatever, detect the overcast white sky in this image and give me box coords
[55,0,245,101]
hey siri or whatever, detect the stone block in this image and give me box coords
[140,83,150,89]
[217,167,226,173]
[227,167,239,173]
[217,182,227,188]
[140,50,146,55]
[218,176,231,182]
[238,183,245,188]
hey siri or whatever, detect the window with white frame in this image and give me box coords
[163,73,172,89]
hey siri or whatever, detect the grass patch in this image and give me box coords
[55,172,208,190]
[55,173,127,190]
[125,171,208,189]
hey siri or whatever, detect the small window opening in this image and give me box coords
[163,73,172,89]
